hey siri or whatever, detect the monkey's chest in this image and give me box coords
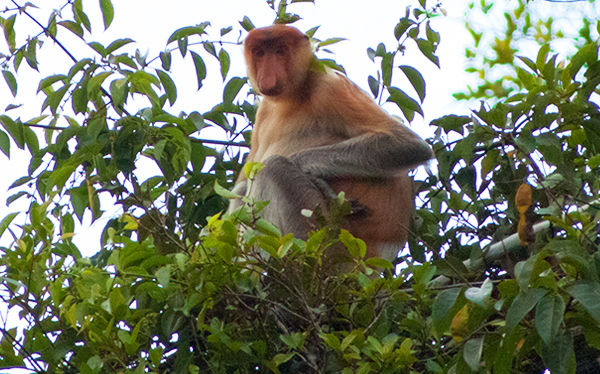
[253,131,344,161]
[252,117,348,161]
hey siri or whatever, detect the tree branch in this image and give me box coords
[430,220,552,286]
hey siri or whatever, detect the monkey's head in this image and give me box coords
[244,25,313,99]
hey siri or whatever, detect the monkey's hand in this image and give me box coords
[348,198,369,219]
[306,174,337,200]
[306,172,368,218]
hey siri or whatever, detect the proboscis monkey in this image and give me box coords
[229,25,433,262]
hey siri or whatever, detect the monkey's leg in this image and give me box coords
[250,155,331,239]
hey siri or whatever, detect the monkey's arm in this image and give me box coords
[290,130,433,178]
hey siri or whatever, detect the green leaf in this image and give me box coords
[160,50,172,71]
[536,292,565,344]
[72,81,89,114]
[99,0,114,29]
[7,191,29,205]
[280,332,305,350]
[567,282,600,323]
[514,253,542,291]
[387,87,423,121]
[2,15,17,52]
[4,104,21,111]
[317,58,345,73]
[505,288,548,332]
[569,43,597,79]
[365,257,393,269]
[0,129,9,157]
[50,163,78,191]
[25,39,39,71]
[319,333,341,351]
[464,278,493,307]
[187,111,206,132]
[270,352,296,368]
[381,52,393,86]
[339,229,366,258]
[255,218,281,237]
[190,51,207,90]
[540,329,575,374]
[494,330,522,374]
[549,240,591,275]
[24,127,39,155]
[416,38,440,67]
[203,42,217,58]
[425,21,440,48]
[73,0,92,32]
[129,70,160,105]
[516,67,537,90]
[157,70,177,106]
[87,71,112,96]
[463,337,484,371]
[2,70,17,97]
[219,49,230,81]
[536,44,550,72]
[44,85,69,114]
[399,65,426,102]
[0,115,24,149]
[367,75,379,98]
[318,37,346,48]
[106,38,134,54]
[37,74,67,93]
[156,266,171,287]
[430,114,470,135]
[240,16,255,32]
[436,254,469,278]
[110,78,128,110]
[543,54,557,89]
[214,180,239,199]
[0,212,18,237]
[68,185,88,221]
[178,37,188,57]
[220,26,233,37]
[58,21,84,38]
[432,287,462,335]
[167,23,210,44]
[517,56,537,73]
[88,41,107,57]
[394,17,414,40]
[223,77,246,103]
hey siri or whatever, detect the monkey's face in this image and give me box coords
[244,25,312,99]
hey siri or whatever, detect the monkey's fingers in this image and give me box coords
[307,175,338,200]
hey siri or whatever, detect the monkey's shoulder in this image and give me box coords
[314,73,400,125]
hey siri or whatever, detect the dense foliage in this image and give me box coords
[1,0,600,373]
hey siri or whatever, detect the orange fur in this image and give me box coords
[240,25,427,261]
